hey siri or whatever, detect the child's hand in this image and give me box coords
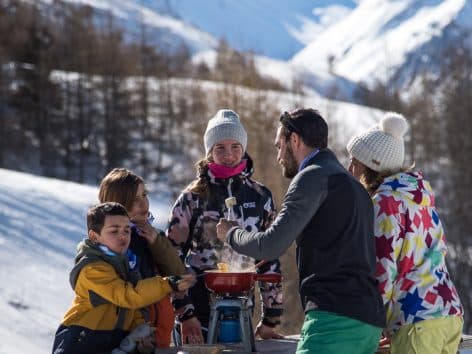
[114,324,154,353]
[136,334,155,353]
[178,273,196,291]
[168,274,196,292]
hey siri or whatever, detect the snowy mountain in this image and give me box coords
[164,0,357,60]
[36,0,472,97]
[39,0,219,52]
[35,0,360,97]
[292,0,472,89]
[39,0,356,60]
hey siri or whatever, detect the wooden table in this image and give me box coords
[155,337,298,354]
[155,334,472,354]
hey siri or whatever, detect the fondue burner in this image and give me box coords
[204,270,282,353]
[207,293,255,353]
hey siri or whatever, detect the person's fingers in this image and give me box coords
[177,279,192,291]
[188,334,200,344]
[273,332,285,339]
[189,331,203,344]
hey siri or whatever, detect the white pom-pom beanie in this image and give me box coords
[346,112,409,172]
[204,109,247,154]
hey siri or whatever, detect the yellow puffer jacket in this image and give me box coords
[62,241,173,331]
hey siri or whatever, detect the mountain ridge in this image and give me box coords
[37,0,472,96]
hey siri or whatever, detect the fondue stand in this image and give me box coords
[204,271,282,354]
[207,292,256,353]
[206,198,280,352]
[207,196,256,352]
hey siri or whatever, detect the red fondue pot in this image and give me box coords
[204,271,282,294]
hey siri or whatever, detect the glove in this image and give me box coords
[112,324,153,353]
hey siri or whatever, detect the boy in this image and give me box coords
[52,202,194,354]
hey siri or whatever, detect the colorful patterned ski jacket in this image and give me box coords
[167,160,283,326]
[373,171,463,333]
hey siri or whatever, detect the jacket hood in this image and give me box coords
[70,238,130,290]
[75,238,98,263]
[376,171,434,207]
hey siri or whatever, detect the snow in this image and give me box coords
[38,0,218,52]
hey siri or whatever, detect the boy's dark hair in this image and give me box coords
[279,108,328,149]
[87,202,129,234]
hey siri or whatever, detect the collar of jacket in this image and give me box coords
[300,148,333,169]
[70,238,130,289]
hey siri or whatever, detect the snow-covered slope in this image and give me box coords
[292,0,472,88]
[39,0,218,52]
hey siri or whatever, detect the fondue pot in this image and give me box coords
[204,270,282,294]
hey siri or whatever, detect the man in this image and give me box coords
[217,108,385,354]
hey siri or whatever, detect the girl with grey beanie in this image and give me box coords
[166,109,284,345]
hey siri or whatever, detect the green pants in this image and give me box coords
[296,310,382,354]
[390,316,463,354]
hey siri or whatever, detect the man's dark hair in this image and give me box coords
[279,108,328,149]
[87,202,129,234]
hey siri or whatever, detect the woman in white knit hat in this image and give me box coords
[166,109,284,345]
[346,112,463,354]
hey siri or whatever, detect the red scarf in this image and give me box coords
[208,160,247,179]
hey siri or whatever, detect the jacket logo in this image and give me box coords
[243,202,256,208]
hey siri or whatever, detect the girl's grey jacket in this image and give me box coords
[227,149,386,328]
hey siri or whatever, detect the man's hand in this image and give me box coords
[216,218,238,242]
[181,316,204,344]
[254,322,284,339]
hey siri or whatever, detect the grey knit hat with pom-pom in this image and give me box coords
[346,112,409,172]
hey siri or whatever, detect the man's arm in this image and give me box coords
[224,167,329,260]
